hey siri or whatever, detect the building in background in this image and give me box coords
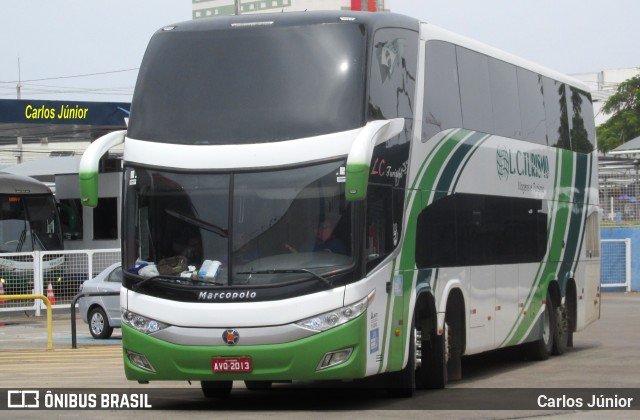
[192,0,386,19]
[572,67,640,127]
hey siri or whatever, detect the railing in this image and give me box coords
[0,294,53,350]
[600,239,632,291]
[0,249,121,313]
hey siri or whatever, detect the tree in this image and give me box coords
[596,74,640,153]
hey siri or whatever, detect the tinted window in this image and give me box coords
[457,47,493,134]
[59,198,83,241]
[368,28,418,122]
[568,87,595,153]
[129,23,367,144]
[93,197,118,240]
[423,41,462,141]
[365,185,395,272]
[543,77,570,149]
[517,68,547,145]
[416,194,547,268]
[489,58,521,139]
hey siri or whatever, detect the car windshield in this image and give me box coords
[123,160,353,286]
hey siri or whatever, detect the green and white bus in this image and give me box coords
[80,11,600,396]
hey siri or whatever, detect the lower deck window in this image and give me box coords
[416,193,547,268]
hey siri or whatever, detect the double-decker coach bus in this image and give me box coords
[0,172,64,295]
[80,11,600,397]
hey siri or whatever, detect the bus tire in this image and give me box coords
[526,292,554,361]
[446,313,463,381]
[386,318,416,398]
[565,283,577,348]
[201,381,232,398]
[552,303,569,355]
[418,325,447,389]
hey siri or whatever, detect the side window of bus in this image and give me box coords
[366,185,395,272]
[59,198,84,240]
[415,193,547,268]
[517,68,547,145]
[567,86,596,154]
[543,77,571,149]
[423,41,462,141]
[368,28,418,122]
[93,197,118,240]
[456,46,493,135]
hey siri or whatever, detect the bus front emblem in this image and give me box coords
[222,329,240,345]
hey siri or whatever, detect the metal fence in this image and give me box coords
[0,249,121,314]
[600,239,632,291]
[600,166,640,227]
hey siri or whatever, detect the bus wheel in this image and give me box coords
[446,316,463,381]
[201,381,232,398]
[552,303,569,355]
[417,324,447,389]
[526,292,554,361]
[244,380,272,390]
[386,319,416,398]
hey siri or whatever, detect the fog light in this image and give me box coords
[126,350,156,372]
[317,348,353,370]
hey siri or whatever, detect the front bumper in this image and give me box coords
[122,313,367,382]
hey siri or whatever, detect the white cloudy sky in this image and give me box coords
[0,0,637,102]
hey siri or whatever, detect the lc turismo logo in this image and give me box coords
[496,145,550,181]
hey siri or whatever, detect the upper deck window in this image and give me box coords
[129,22,367,145]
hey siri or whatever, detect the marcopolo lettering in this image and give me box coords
[198,291,257,301]
[496,145,549,181]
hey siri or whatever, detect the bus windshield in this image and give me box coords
[124,160,354,286]
[0,194,63,252]
[128,22,366,145]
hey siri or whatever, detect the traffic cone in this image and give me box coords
[46,281,56,305]
[0,282,5,305]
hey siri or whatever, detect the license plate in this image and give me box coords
[211,357,252,373]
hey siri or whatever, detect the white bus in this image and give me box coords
[0,172,64,295]
[80,11,600,397]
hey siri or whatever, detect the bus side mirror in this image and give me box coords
[345,118,404,201]
[79,130,126,208]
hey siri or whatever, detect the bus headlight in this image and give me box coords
[295,290,375,332]
[121,310,169,334]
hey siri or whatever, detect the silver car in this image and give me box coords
[78,263,122,339]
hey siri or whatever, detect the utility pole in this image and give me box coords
[16,137,23,164]
[234,0,241,15]
[16,56,22,99]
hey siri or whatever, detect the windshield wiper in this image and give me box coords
[237,268,333,288]
[165,209,228,238]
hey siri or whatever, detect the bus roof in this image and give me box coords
[154,10,419,35]
[154,11,587,93]
[0,171,52,195]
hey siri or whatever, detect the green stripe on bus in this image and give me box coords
[504,148,575,345]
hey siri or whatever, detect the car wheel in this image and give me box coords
[89,307,114,339]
